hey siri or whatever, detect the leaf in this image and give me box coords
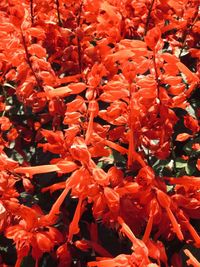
[175,158,187,169]
[3,82,16,89]
[183,137,200,156]
[185,161,196,175]
[152,159,172,176]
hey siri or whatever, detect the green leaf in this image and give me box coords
[3,82,16,89]
[152,159,172,176]
[167,185,174,192]
[185,161,197,175]
[183,137,200,154]
[175,158,187,169]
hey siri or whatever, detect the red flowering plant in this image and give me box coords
[0,0,200,266]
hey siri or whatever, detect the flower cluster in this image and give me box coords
[0,0,199,266]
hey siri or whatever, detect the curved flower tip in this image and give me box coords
[142,211,154,243]
[176,133,192,142]
[156,189,184,241]
[68,196,83,242]
[184,249,200,267]
[41,181,66,193]
[75,240,90,252]
[88,254,130,267]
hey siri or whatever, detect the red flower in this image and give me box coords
[5,205,63,266]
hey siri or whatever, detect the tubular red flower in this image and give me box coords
[156,189,184,240]
[68,196,83,242]
[184,249,200,267]
[14,165,60,178]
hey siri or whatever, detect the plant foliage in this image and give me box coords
[0,0,200,266]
